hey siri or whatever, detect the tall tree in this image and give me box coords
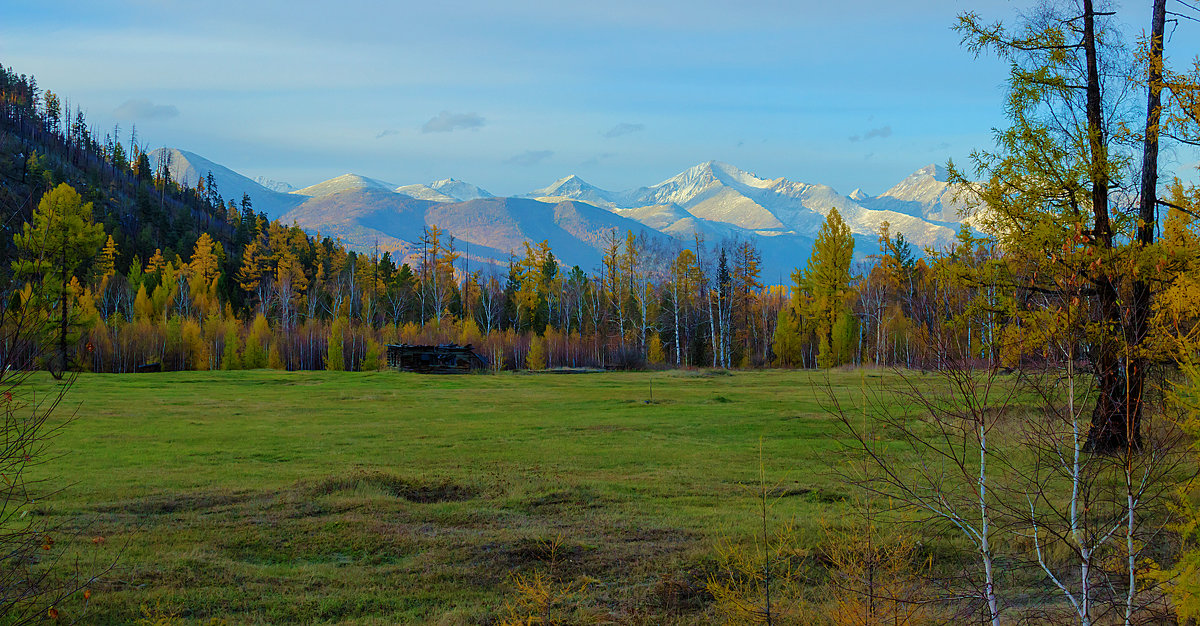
[794,208,856,369]
[11,183,106,376]
[954,0,1198,451]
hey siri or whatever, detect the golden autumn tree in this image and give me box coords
[11,183,106,376]
[953,0,1200,451]
[792,208,855,369]
[326,315,346,371]
[95,234,118,285]
[189,233,221,315]
[525,334,546,370]
[237,240,267,314]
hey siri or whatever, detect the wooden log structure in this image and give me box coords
[385,344,488,374]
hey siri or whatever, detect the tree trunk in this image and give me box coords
[1082,0,1135,453]
[1118,0,1166,454]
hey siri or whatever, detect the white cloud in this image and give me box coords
[602,122,644,138]
[849,124,892,142]
[422,111,485,133]
[505,150,553,166]
[113,98,179,120]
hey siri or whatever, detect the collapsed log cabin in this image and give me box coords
[385,344,488,373]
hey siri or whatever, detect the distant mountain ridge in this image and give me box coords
[151,148,304,217]
[155,150,978,279]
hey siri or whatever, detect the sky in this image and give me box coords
[4,0,1198,196]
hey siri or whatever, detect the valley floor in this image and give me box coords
[16,369,1066,623]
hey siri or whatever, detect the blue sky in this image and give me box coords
[4,1,1197,196]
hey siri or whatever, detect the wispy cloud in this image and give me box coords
[602,122,644,138]
[849,124,892,142]
[113,98,179,120]
[506,150,553,166]
[581,152,615,167]
[376,129,399,139]
[421,110,485,133]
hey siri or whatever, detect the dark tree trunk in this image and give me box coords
[1081,0,1134,453]
[1118,0,1167,455]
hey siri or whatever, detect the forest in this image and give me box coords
[0,60,1082,378]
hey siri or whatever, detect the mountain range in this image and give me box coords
[151,148,977,279]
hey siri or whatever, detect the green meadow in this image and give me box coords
[26,369,913,623]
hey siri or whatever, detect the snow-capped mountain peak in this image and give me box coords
[652,160,770,192]
[525,175,616,209]
[429,178,493,201]
[395,183,457,203]
[538,174,593,195]
[913,163,948,182]
[292,174,397,198]
[858,163,970,222]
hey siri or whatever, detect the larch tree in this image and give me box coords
[953,0,1198,451]
[189,232,221,314]
[11,183,106,376]
[237,240,266,314]
[793,207,855,369]
[95,234,118,285]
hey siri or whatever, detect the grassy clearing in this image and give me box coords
[25,368,916,623]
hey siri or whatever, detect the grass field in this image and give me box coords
[24,368,919,624]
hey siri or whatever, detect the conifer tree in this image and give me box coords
[525,334,546,370]
[326,316,346,371]
[95,234,118,284]
[11,183,106,376]
[792,208,855,369]
[954,0,1200,451]
[771,308,804,367]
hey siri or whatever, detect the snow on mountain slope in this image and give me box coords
[162,147,978,280]
[283,190,664,271]
[429,178,493,201]
[280,188,428,253]
[150,148,304,219]
[291,174,398,198]
[861,164,976,222]
[424,197,662,269]
[612,204,740,240]
[517,160,969,253]
[524,175,617,209]
[394,183,458,202]
[611,161,956,248]
[253,176,296,193]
